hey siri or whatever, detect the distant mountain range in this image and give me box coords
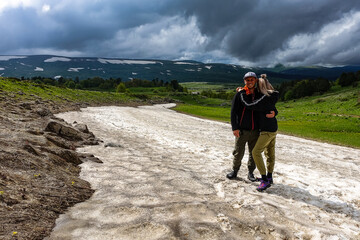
[1,55,359,84]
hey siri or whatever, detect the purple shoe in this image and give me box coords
[257,180,271,192]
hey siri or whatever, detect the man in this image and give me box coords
[227,72,260,181]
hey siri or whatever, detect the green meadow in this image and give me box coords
[174,83,360,148]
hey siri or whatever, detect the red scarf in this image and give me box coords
[243,86,252,95]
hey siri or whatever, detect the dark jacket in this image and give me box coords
[239,91,279,132]
[231,89,261,131]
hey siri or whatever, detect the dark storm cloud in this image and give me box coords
[166,0,360,64]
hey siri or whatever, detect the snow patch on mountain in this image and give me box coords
[0,56,27,61]
[98,58,158,65]
[174,61,199,65]
[44,57,71,62]
[68,68,84,72]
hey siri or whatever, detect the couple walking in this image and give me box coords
[227,72,278,192]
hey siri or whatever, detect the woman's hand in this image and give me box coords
[236,87,243,92]
[266,111,275,118]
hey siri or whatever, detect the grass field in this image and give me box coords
[181,82,238,91]
[0,78,143,104]
[175,83,360,148]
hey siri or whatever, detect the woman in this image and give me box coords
[239,74,278,191]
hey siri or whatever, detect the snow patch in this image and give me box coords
[132,72,137,75]
[54,76,62,79]
[68,68,84,72]
[44,57,71,62]
[98,58,158,65]
[205,65,212,70]
[0,67,5,70]
[174,61,199,65]
[34,67,44,71]
[0,56,27,61]
[185,69,196,72]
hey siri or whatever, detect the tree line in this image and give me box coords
[20,76,185,92]
[277,70,359,101]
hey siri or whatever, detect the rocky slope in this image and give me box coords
[0,91,103,240]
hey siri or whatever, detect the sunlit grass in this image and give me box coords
[174,85,360,148]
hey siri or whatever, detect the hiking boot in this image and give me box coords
[268,177,273,184]
[257,179,271,192]
[226,170,238,179]
[247,172,256,182]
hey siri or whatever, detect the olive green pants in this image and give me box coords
[252,131,277,176]
[232,130,259,173]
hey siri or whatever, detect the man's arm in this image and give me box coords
[231,92,241,133]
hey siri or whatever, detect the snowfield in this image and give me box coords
[49,104,360,240]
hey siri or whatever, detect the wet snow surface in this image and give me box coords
[49,104,360,240]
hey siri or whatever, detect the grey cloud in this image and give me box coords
[166,0,360,65]
[0,0,169,55]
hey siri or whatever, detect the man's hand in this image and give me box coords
[233,130,240,137]
[266,111,275,118]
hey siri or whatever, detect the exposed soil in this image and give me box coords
[0,91,171,240]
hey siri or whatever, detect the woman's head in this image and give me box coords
[258,74,274,96]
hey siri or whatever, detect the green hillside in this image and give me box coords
[0,77,160,106]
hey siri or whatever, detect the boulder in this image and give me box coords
[45,120,83,141]
[74,123,90,134]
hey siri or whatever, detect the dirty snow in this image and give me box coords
[49,104,360,240]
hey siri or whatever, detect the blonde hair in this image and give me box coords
[258,74,274,96]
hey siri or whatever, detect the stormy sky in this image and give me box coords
[1,0,360,67]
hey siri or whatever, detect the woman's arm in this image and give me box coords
[240,92,274,111]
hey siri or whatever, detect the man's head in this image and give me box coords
[243,72,257,89]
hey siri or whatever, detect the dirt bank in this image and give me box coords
[0,91,104,239]
[47,104,360,240]
[0,90,172,240]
